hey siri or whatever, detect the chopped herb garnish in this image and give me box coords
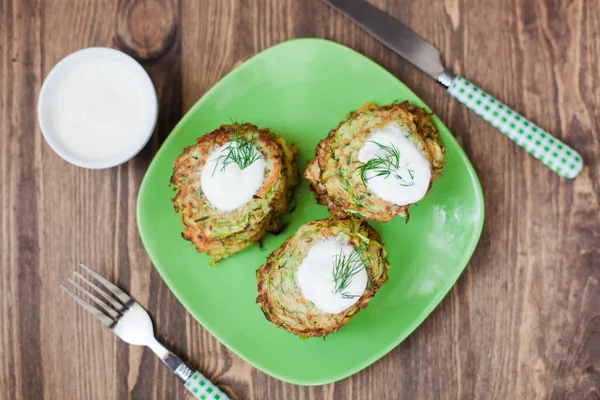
[332,248,363,299]
[212,124,263,175]
[356,141,415,187]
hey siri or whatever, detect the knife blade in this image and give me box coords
[320,0,584,178]
[321,0,449,82]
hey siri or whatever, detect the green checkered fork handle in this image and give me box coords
[184,370,229,400]
[447,76,583,179]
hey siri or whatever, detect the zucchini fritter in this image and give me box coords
[170,123,298,263]
[256,217,389,338]
[304,102,444,222]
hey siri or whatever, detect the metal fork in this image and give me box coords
[62,263,231,400]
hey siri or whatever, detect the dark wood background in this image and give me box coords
[1,0,599,399]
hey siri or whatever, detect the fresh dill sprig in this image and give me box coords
[356,141,415,187]
[332,249,364,299]
[212,124,263,176]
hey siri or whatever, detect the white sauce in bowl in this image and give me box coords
[52,59,149,161]
[201,141,266,212]
[358,125,431,205]
[296,238,368,314]
[38,48,157,169]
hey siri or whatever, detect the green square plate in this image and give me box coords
[137,38,484,385]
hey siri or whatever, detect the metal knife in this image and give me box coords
[321,0,583,179]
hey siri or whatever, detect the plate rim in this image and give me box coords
[137,37,485,386]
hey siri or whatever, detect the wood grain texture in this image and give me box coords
[1,0,599,399]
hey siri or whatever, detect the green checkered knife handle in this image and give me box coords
[447,76,583,179]
[184,370,231,400]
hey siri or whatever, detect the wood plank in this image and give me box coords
[0,0,598,399]
[0,1,45,400]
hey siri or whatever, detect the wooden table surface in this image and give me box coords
[2,0,599,399]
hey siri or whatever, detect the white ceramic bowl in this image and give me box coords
[37,48,158,169]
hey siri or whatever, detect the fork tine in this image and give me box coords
[66,278,120,319]
[73,271,125,311]
[61,285,115,327]
[78,263,132,305]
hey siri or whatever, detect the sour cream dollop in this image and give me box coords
[296,238,368,314]
[358,125,431,206]
[200,141,266,212]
